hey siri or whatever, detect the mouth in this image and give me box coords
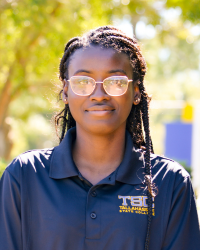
[86,105,115,115]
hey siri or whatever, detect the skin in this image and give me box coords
[63,46,141,185]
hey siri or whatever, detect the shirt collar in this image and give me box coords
[49,127,145,185]
[115,133,145,185]
[49,127,78,179]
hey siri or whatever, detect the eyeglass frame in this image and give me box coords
[66,75,133,97]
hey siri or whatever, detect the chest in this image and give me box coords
[21,176,167,250]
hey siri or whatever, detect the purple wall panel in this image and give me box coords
[164,122,192,167]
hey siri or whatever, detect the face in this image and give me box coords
[63,45,141,136]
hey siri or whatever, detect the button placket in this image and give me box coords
[91,191,97,197]
[85,188,101,239]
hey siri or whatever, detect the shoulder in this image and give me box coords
[151,154,189,177]
[148,157,200,249]
[150,153,191,188]
[17,148,53,165]
[4,148,54,182]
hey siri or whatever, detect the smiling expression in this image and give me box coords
[63,45,140,135]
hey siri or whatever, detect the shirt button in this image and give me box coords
[90,212,97,219]
[78,174,83,181]
[91,191,97,197]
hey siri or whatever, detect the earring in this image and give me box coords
[64,98,67,101]
[135,99,140,103]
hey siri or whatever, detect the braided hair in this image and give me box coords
[55,26,155,250]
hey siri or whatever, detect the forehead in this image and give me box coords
[68,46,133,78]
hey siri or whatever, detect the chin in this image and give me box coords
[84,121,125,136]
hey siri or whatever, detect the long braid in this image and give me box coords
[55,37,81,142]
[56,26,156,249]
[59,104,68,143]
[126,104,145,148]
[139,83,153,249]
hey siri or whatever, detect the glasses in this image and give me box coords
[67,76,133,96]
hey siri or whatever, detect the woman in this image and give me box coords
[0,26,199,250]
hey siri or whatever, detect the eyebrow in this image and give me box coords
[108,69,127,75]
[73,69,91,75]
[73,69,127,75]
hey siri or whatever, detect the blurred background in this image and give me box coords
[0,0,200,212]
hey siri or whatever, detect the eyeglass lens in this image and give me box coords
[70,76,128,96]
[103,77,128,96]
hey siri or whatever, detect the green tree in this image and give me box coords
[0,0,200,162]
[0,0,116,159]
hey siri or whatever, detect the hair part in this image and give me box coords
[55,25,156,250]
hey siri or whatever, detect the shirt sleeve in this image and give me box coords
[0,169,22,250]
[161,175,200,250]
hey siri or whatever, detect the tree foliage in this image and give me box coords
[0,0,115,159]
[0,0,200,161]
[166,0,200,23]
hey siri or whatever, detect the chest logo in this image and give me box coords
[118,196,155,216]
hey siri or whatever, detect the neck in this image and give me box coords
[72,126,126,185]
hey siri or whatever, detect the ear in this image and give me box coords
[132,83,141,106]
[62,79,69,104]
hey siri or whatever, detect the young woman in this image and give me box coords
[0,26,199,250]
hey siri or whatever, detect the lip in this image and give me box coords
[86,110,114,117]
[86,105,115,112]
[85,105,115,116]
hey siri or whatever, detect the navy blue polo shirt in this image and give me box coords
[0,128,200,250]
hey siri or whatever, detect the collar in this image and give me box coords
[49,128,78,179]
[115,133,145,185]
[49,127,145,185]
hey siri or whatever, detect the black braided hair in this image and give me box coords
[55,26,156,250]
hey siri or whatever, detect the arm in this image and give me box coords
[162,176,200,250]
[0,169,22,250]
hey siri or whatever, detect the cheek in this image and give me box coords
[123,85,134,107]
[67,92,85,122]
[122,99,133,119]
[119,88,134,118]
[116,97,133,121]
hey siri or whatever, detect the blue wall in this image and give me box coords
[164,122,192,167]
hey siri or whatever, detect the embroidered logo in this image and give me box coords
[118,195,155,216]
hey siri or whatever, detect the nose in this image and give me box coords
[89,82,110,101]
